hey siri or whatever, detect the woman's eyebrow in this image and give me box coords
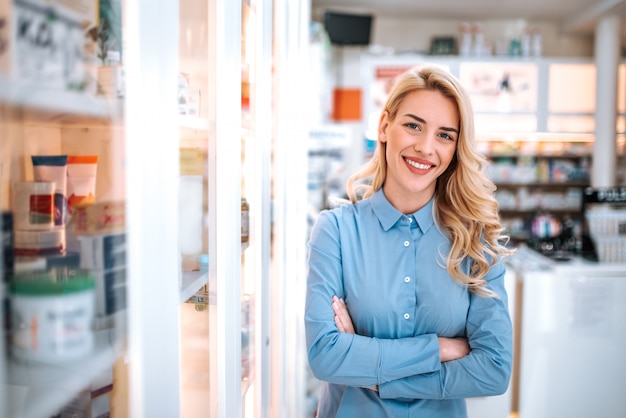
[404,113,459,134]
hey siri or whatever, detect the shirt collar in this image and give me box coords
[370,188,435,233]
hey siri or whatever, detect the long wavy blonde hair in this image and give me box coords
[346,66,515,296]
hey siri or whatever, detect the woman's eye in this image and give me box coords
[439,132,455,141]
[405,123,420,131]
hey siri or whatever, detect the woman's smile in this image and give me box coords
[403,156,435,172]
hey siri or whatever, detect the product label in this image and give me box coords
[29,193,53,224]
[11,294,93,360]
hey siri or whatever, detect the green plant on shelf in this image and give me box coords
[85,18,112,67]
[96,17,114,66]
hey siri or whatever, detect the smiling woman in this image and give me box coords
[305,66,516,418]
[378,88,459,213]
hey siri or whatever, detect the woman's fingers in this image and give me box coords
[334,314,345,332]
[332,296,355,334]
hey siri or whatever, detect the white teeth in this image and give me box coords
[405,158,431,170]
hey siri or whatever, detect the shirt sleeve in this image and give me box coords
[305,210,442,387]
[378,261,513,400]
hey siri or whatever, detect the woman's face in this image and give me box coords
[379,88,459,214]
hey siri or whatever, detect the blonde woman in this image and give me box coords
[305,66,515,417]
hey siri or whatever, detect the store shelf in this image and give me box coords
[495,182,589,188]
[0,77,117,121]
[500,208,582,215]
[6,328,120,418]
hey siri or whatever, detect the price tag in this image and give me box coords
[584,187,626,204]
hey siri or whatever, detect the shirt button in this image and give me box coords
[408,217,413,223]
[403,240,410,247]
[404,276,411,283]
[403,313,410,320]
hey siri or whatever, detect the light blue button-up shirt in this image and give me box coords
[305,188,512,418]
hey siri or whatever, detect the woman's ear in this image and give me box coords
[379,111,389,143]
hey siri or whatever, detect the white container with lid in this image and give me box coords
[14,228,66,256]
[9,271,95,364]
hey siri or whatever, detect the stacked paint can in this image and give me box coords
[12,180,65,257]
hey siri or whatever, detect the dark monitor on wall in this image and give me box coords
[323,11,373,46]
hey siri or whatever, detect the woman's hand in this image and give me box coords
[438,337,470,362]
[332,296,378,391]
[332,295,355,334]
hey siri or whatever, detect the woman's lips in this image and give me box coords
[404,157,434,170]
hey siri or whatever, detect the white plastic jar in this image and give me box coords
[9,271,95,364]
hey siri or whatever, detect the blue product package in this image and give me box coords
[80,232,126,270]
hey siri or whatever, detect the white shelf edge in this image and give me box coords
[179,115,209,131]
[180,270,209,303]
[0,77,116,119]
[7,329,121,418]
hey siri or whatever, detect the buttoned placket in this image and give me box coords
[401,215,418,322]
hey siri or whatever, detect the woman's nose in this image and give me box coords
[415,131,435,155]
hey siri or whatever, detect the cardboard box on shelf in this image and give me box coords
[72,201,125,235]
[0,0,98,91]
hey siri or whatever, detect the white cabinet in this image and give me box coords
[507,249,626,418]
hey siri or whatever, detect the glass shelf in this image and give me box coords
[180,270,209,303]
[7,328,121,418]
[0,78,118,121]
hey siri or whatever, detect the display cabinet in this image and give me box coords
[1,95,127,418]
[2,0,311,416]
[1,0,132,416]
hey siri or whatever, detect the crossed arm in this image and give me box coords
[332,295,471,363]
